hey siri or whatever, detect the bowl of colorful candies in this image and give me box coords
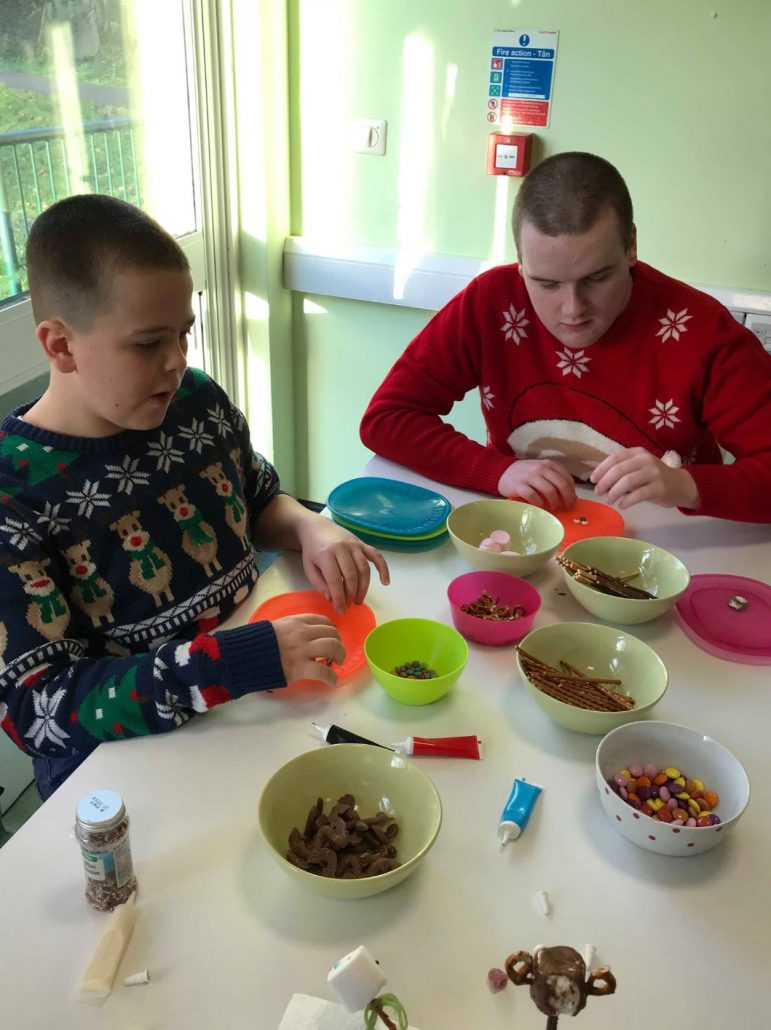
[258,743,442,898]
[447,571,541,646]
[595,720,749,856]
[557,536,690,625]
[515,622,668,734]
[365,618,468,705]
[447,499,564,577]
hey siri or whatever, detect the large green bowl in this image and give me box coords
[365,618,468,705]
[258,744,442,898]
[560,536,690,624]
[516,622,668,734]
[447,499,564,577]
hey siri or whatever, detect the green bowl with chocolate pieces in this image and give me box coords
[258,744,442,898]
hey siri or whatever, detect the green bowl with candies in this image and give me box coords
[447,499,564,577]
[365,618,468,705]
[596,721,750,856]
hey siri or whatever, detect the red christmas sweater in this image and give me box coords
[360,261,771,523]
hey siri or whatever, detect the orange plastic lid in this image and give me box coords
[554,498,625,550]
[248,590,376,683]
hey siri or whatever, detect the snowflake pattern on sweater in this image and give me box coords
[0,368,285,765]
[361,261,771,522]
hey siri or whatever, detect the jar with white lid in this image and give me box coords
[74,789,137,911]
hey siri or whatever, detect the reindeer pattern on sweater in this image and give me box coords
[0,368,283,764]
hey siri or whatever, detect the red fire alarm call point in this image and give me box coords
[486,132,533,177]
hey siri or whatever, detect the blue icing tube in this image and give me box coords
[499,778,543,847]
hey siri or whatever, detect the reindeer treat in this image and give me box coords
[496,945,617,1028]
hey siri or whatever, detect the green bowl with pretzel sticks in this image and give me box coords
[558,536,691,625]
[516,622,668,734]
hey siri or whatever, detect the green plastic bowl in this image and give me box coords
[258,744,442,898]
[560,536,690,624]
[365,618,468,705]
[447,499,564,577]
[516,621,668,734]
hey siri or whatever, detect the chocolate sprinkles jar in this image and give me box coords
[74,789,137,911]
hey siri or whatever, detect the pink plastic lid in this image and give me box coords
[674,574,771,665]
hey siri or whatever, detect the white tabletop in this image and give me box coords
[1,456,769,1030]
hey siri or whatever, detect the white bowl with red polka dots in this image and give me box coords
[595,720,749,856]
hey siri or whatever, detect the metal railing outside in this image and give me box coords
[0,117,142,303]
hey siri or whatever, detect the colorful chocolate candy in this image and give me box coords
[608,762,721,826]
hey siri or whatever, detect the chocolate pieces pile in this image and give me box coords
[286,794,400,879]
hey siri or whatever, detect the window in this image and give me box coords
[0,0,208,389]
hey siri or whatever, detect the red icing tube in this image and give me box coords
[394,735,482,759]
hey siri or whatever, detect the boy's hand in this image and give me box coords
[498,458,576,511]
[591,448,700,510]
[297,518,390,614]
[272,614,346,686]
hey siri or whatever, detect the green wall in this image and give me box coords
[288,1,771,500]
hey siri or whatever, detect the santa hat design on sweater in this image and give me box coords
[506,382,668,482]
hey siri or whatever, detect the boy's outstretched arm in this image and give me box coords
[253,494,390,613]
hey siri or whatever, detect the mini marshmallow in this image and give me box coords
[327,945,387,1012]
[489,529,511,546]
[480,539,503,552]
[499,549,522,557]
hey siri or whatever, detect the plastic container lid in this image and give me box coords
[674,574,771,665]
[75,789,125,830]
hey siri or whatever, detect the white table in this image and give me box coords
[1,456,769,1030]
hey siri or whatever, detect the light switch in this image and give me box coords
[352,118,387,156]
[745,313,771,354]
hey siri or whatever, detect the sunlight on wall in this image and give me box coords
[489,174,514,267]
[121,0,194,235]
[393,33,434,301]
[300,0,354,244]
[244,291,273,457]
[47,25,87,195]
[303,298,328,315]
[441,63,458,139]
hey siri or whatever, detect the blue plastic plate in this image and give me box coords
[327,477,451,537]
[332,516,449,551]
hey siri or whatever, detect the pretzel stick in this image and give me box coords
[557,555,655,599]
[518,649,635,712]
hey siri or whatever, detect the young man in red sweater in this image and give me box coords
[360,152,771,523]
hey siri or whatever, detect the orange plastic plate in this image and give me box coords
[553,498,626,551]
[248,590,376,682]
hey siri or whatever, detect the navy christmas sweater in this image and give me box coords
[0,367,285,766]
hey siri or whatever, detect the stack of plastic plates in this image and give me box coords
[326,476,452,551]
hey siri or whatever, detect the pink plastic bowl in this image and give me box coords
[446,571,541,646]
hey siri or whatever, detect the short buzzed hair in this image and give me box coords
[512,152,634,254]
[26,194,190,329]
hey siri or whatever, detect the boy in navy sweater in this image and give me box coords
[0,195,388,798]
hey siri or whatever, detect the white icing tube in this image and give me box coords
[77,893,138,1003]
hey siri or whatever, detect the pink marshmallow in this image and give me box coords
[489,529,511,546]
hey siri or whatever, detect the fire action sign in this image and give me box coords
[485,29,559,129]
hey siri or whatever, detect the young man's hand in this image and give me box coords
[272,614,346,686]
[296,516,390,613]
[497,458,576,511]
[590,448,700,510]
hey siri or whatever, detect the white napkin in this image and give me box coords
[278,994,423,1030]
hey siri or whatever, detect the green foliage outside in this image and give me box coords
[0,0,136,303]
